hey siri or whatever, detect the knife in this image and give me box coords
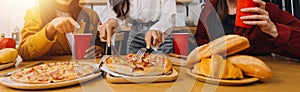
[0,62,44,77]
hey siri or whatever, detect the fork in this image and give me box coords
[135,48,147,62]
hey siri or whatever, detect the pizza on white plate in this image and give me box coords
[9,62,96,84]
[104,53,172,76]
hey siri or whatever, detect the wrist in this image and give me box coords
[262,22,278,38]
[268,23,278,38]
[46,25,56,40]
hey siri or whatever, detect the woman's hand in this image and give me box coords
[84,45,104,59]
[98,19,119,47]
[240,0,278,38]
[145,30,163,49]
[46,17,80,40]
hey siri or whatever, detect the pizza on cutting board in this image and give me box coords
[104,53,172,76]
[9,62,96,84]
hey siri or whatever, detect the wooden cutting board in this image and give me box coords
[106,68,179,83]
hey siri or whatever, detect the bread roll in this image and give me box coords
[228,55,272,79]
[187,35,250,68]
[192,54,244,79]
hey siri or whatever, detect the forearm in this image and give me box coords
[18,24,56,60]
[272,23,300,57]
[100,1,122,25]
[195,21,210,46]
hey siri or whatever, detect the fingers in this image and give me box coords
[106,27,112,47]
[241,7,268,15]
[253,0,266,10]
[145,30,163,48]
[55,24,65,33]
[51,17,79,34]
[99,25,107,40]
[151,31,158,46]
[85,46,96,53]
[98,19,119,46]
[153,31,163,46]
[67,17,80,29]
[243,20,268,26]
[145,32,152,49]
[64,20,74,32]
[156,31,162,43]
[240,15,268,20]
[84,46,103,59]
[84,51,102,59]
[60,23,69,33]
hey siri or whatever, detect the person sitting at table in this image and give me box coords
[98,0,176,54]
[195,0,300,59]
[18,0,105,60]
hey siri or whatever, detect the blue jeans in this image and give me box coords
[126,21,173,54]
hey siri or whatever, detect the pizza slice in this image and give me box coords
[10,62,96,84]
[104,53,172,76]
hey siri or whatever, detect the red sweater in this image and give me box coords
[195,0,300,59]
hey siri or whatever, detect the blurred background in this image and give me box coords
[0,0,299,46]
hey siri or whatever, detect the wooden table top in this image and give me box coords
[0,55,300,92]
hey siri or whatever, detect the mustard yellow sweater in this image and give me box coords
[18,7,99,60]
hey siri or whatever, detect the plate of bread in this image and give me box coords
[186,35,272,85]
[0,48,18,70]
[0,61,16,70]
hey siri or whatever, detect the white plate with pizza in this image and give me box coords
[0,61,101,90]
[0,61,16,70]
[100,54,178,83]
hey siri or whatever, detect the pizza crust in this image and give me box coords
[9,62,95,84]
[105,54,173,76]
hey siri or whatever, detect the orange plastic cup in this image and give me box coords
[74,34,92,59]
[173,33,189,56]
[236,0,258,28]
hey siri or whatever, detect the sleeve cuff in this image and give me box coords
[31,24,56,52]
[274,23,291,45]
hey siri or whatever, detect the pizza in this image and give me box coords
[10,62,96,84]
[104,53,172,76]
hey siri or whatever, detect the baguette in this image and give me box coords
[187,35,250,68]
[228,55,272,78]
[192,54,244,79]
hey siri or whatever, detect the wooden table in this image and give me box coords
[0,55,300,92]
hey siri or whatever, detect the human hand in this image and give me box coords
[145,30,163,49]
[98,19,119,47]
[240,0,278,37]
[84,45,104,59]
[46,17,80,40]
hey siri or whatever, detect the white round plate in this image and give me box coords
[0,62,101,90]
[186,69,259,85]
[0,61,16,70]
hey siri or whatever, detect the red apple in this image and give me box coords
[0,33,16,50]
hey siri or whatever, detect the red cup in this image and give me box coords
[74,34,92,59]
[236,0,258,28]
[172,33,189,56]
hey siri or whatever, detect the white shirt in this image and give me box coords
[101,0,176,35]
